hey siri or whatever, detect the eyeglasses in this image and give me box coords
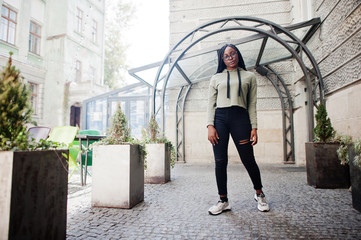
[223,51,238,61]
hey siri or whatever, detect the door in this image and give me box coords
[70,105,81,127]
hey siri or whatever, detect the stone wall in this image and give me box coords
[169,0,294,48]
[307,1,361,139]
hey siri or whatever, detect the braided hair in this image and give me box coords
[216,44,247,74]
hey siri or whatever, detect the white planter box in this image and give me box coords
[145,143,171,184]
[0,150,68,240]
[92,144,144,209]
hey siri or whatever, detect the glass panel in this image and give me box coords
[8,22,15,44]
[36,25,41,35]
[1,6,7,17]
[290,26,311,42]
[130,100,145,139]
[169,50,217,88]
[234,39,263,69]
[9,10,16,21]
[259,37,292,65]
[110,101,125,117]
[29,83,38,114]
[0,19,8,41]
[167,66,184,88]
[29,33,33,51]
[276,33,300,50]
[29,23,41,54]
[134,67,159,86]
[86,98,107,134]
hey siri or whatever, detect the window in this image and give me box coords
[91,19,97,43]
[90,67,95,83]
[29,83,38,114]
[76,8,83,33]
[29,21,41,54]
[1,5,17,44]
[75,60,82,82]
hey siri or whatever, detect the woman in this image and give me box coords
[207,43,269,215]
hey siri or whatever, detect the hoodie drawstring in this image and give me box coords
[237,68,241,97]
[226,68,242,98]
[227,71,230,98]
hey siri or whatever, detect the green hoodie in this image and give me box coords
[207,67,257,129]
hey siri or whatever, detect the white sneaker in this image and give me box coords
[208,201,231,215]
[254,193,270,212]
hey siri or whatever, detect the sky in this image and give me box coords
[123,0,169,84]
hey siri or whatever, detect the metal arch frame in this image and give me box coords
[166,26,306,163]
[256,65,295,163]
[152,17,324,163]
[175,84,192,163]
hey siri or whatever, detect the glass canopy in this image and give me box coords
[160,18,320,89]
[83,17,322,163]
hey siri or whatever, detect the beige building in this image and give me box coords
[0,0,107,128]
[163,0,361,165]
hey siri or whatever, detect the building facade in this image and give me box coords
[166,0,361,165]
[0,0,107,128]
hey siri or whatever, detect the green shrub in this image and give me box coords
[142,114,176,168]
[96,103,147,165]
[313,103,335,143]
[336,135,353,165]
[101,103,131,144]
[352,139,361,169]
[0,53,33,150]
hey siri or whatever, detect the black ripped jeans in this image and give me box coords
[212,106,263,196]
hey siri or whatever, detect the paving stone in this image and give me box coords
[67,164,361,239]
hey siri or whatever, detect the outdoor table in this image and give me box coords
[76,134,105,185]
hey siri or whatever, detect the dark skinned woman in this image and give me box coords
[207,44,269,215]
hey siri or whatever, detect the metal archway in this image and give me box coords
[152,17,324,163]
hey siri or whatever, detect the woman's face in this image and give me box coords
[223,46,239,70]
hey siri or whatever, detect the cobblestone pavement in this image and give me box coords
[67,164,361,239]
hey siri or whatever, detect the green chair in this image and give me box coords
[47,126,80,180]
[77,130,101,167]
[70,130,101,183]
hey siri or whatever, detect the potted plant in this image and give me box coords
[305,103,350,188]
[91,104,145,209]
[349,139,361,212]
[0,54,68,240]
[337,137,361,212]
[142,115,176,184]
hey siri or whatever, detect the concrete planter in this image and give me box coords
[0,150,68,240]
[305,142,350,188]
[145,143,171,184]
[92,144,144,209]
[349,148,361,212]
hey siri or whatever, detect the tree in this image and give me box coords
[104,0,136,89]
[0,53,33,150]
[313,103,335,143]
[103,103,131,144]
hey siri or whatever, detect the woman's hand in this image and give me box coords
[250,128,258,146]
[208,125,219,146]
